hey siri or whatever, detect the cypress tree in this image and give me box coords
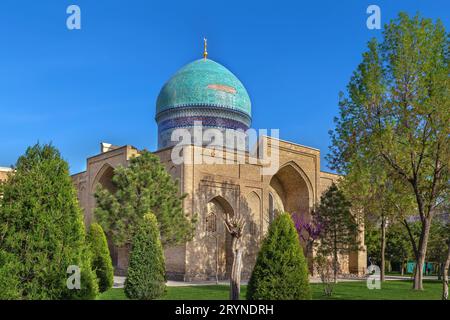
[124,213,166,300]
[0,143,98,299]
[247,213,311,300]
[88,223,114,293]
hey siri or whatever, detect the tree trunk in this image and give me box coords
[333,249,338,284]
[215,236,219,285]
[333,232,338,283]
[229,237,243,300]
[380,215,386,282]
[442,242,450,300]
[222,213,245,301]
[413,218,431,290]
[437,263,443,281]
[413,255,425,290]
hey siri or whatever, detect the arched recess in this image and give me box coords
[269,161,314,259]
[92,163,117,194]
[242,191,261,277]
[269,161,313,217]
[205,196,234,280]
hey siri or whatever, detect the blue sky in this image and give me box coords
[0,0,448,174]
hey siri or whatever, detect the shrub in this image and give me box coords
[314,253,335,296]
[88,223,114,293]
[124,213,166,300]
[247,213,311,300]
[0,143,98,299]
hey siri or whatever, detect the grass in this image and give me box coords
[97,285,247,300]
[311,280,442,300]
[97,280,443,300]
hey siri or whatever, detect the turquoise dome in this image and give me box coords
[155,58,252,149]
[156,59,251,116]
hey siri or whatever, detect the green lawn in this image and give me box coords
[97,280,443,300]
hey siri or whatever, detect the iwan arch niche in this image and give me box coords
[204,195,235,280]
[269,161,313,217]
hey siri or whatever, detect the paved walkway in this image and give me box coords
[113,275,439,288]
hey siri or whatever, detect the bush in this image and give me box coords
[124,213,166,300]
[0,143,98,299]
[65,246,99,300]
[247,213,311,300]
[88,223,114,293]
[314,253,335,296]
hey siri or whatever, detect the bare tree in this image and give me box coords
[222,213,246,300]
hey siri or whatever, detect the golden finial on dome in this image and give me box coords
[203,37,208,60]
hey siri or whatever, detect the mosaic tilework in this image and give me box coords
[155,105,251,127]
[158,115,249,134]
[156,59,251,116]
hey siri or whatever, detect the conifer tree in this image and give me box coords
[0,250,21,299]
[95,150,195,248]
[88,223,114,293]
[124,213,166,300]
[247,213,311,300]
[314,183,359,282]
[0,143,98,299]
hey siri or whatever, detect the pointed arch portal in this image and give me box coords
[206,196,234,280]
[269,162,313,262]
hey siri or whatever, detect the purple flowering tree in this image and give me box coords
[292,212,322,260]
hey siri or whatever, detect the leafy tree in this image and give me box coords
[426,221,446,269]
[339,147,416,281]
[314,183,359,282]
[247,213,311,300]
[386,222,416,275]
[365,223,381,265]
[328,13,449,289]
[292,213,322,264]
[0,143,98,299]
[95,151,195,248]
[88,223,114,293]
[124,213,166,300]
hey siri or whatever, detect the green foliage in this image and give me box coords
[386,222,416,265]
[247,213,311,300]
[367,220,419,270]
[88,223,114,293]
[427,220,450,264]
[0,250,21,299]
[95,151,195,248]
[0,143,98,299]
[315,183,359,279]
[315,183,359,256]
[124,213,166,300]
[364,224,381,264]
[328,12,449,288]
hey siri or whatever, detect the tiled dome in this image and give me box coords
[155,58,252,149]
